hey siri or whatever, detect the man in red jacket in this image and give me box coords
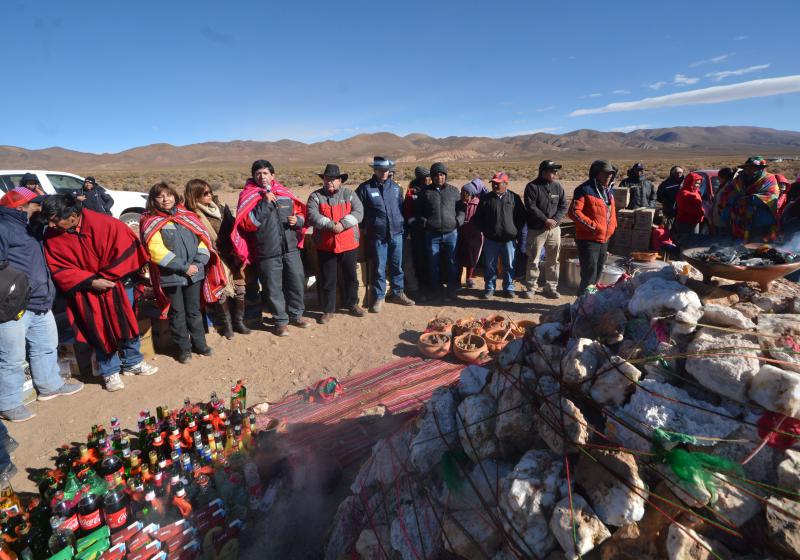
[568,161,618,294]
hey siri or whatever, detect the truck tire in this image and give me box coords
[119,211,142,231]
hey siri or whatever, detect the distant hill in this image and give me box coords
[2,126,799,170]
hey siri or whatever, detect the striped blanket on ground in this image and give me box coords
[253,357,464,467]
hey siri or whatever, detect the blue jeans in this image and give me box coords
[483,239,516,292]
[371,234,404,300]
[426,230,459,294]
[93,287,143,377]
[0,310,63,411]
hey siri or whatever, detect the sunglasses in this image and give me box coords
[201,191,212,196]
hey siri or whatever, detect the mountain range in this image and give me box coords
[2,126,799,170]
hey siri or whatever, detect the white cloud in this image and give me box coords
[706,64,770,81]
[535,105,555,112]
[734,35,748,41]
[611,124,652,133]
[673,74,699,86]
[648,81,668,90]
[613,89,631,94]
[569,75,800,116]
[689,54,730,67]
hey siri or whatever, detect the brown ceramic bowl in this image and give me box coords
[484,327,514,353]
[453,333,490,364]
[418,332,451,359]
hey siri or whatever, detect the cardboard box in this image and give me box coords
[614,229,633,246]
[137,318,155,360]
[613,187,630,209]
[634,208,656,229]
[616,209,636,227]
[631,235,652,251]
[57,343,81,379]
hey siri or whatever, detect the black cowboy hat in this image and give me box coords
[318,163,348,183]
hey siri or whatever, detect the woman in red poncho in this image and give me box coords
[140,182,227,364]
[42,194,158,393]
[675,172,705,239]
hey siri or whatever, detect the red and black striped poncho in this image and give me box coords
[44,209,149,354]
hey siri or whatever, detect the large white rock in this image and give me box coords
[701,304,755,330]
[628,277,703,334]
[458,364,491,397]
[457,394,500,463]
[749,364,800,418]
[351,430,412,493]
[497,338,527,369]
[538,397,590,454]
[758,314,800,374]
[526,344,563,376]
[442,509,501,558]
[499,449,564,559]
[656,464,712,508]
[390,502,442,560]
[409,388,459,474]
[713,475,762,527]
[355,525,391,560]
[685,328,760,403]
[778,449,800,490]
[443,460,512,511]
[533,322,565,345]
[549,494,611,560]
[765,497,800,560]
[608,379,741,452]
[495,376,539,453]
[575,450,647,526]
[665,523,716,560]
[487,363,536,400]
[561,338,606,387]
[590,356,642,406]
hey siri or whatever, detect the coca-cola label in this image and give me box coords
[104,466,124,484]
[60,513,80,532]
[78,508,102,531]
[105,506,128,529]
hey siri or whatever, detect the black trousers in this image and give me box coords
[317,248,359,313]
[164,282,207,353]
[576,240,608,295]
[256,251,305,326]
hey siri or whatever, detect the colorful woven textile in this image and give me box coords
[253,357,463,467]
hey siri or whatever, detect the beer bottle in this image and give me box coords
[0,476,22,517]
[150,433,167,462]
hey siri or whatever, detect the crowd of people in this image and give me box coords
[1,155,798,479]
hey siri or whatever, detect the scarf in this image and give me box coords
[195,202,222,244]
[232,179,307,264]
[140,206,228,318]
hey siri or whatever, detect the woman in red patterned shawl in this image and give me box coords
[42,194,158,393]
[140,182,227,364]
[723,156,781,242]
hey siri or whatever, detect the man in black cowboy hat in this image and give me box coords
[306,164,365,324]
[620,162,656,209]
[356,157,414,312]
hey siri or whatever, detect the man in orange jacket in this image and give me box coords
[568,160,618,294]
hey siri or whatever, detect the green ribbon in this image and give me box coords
[439,449,468,493]
[663,448,742,502]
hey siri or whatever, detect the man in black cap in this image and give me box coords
[415,162,465,301]
[356,157,414,312]
[523,160,568,299]
[620,162,656,209]
[403,166,432,298]
[657,165,685,227]
[76,176,114,215]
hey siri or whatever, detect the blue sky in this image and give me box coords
[2,0,798,153]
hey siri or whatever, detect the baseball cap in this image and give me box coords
[539,160,562,172]
[490,172,510,184]
[0,187,46,208]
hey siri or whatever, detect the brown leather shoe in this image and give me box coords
[291,317,310,328]
[387,291,415,306]
[317,313,334,324]
[349,305,366,317]
[274,325,289,337]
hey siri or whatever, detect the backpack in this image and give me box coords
[0,261,30,323]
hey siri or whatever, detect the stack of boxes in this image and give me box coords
[610,207,655,255]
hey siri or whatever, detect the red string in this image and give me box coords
[756,412,800,450]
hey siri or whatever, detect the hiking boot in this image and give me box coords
[349,305,365,317]
[318,313,334,325]
[520,290,535,300]
[543,288,561,299]
[122,361,158,376]
[387,291,415,306]
[37,380,84,401]
[103,373,125,392]
[501,290,515,299]
[177,352,192,364]
[274,325,289,337]
[481,290,494,299]
[369,299,384,313]
[0,405,35,423]
[194,346,214,356]
[291,317,310,328]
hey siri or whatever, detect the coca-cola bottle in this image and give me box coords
[76,492,103,535]
[50,494,79,535]
[47,517,75,555]
[97,452,123,486]
[101,487,129,534]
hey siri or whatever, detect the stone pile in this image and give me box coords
[324,265,800,560]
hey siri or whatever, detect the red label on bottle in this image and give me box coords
[60,513,80,533]
[104,466,124,484]
[78,508,102,531]
[105,506,128,529]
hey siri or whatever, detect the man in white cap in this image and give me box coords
[356,157,415,312]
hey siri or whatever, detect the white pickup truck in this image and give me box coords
[0,170,147,228]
